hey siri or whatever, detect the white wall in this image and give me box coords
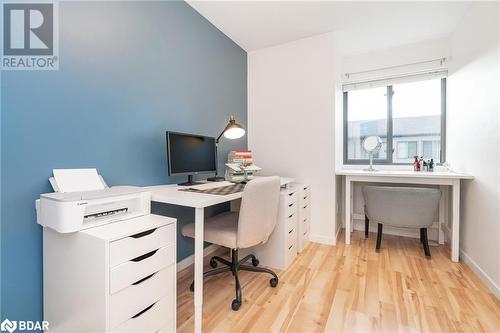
[248,32,338,245]
[447,2,500,297]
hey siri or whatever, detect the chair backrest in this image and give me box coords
[363,186,441,228]
[237,176,281,249]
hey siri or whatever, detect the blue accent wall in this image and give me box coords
[0,1,246,322]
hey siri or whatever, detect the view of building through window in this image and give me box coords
[345,78,444,164]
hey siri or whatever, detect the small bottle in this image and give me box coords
[429,159,434,172]
[413,156,420,171]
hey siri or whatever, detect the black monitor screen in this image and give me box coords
[166,132,216,176]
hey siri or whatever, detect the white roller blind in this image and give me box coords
[342,70,447,91]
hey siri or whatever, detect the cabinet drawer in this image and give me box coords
[281,190,298,206]
[301,193,310,206]
[110,223,175,267]
[286,211,298,232]
[110,295,174,333]
[110,244,175,294]
[301,202,310,214]
[286,242,297,264]
[110,265,174,329]
[285,201,298,217]
[287,227,296,248]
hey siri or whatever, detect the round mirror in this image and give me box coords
[362,136,382,153]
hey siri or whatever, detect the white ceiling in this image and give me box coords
[187,1,471,54]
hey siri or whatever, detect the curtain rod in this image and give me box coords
[344,57,447,79]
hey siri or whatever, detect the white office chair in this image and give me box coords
[181,176,281,310]
[363,186,441,258]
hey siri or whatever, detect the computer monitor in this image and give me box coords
[166,131,216,185]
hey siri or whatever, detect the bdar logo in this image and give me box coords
[0,319,17,333]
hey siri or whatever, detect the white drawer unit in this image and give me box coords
[241,185,299,270]
[43,214,177,333]
[297,183,311,253]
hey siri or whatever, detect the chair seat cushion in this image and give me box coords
[181,211,239,249]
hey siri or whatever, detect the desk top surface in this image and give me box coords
[335,169,473,179]
[147,177,294,208]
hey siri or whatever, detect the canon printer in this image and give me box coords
[36,171,151,233]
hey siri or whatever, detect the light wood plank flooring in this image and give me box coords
[177,230,500,332]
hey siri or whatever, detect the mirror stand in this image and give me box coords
[364,153,378,172]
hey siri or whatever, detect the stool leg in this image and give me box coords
[365,215,369,238]
[422,228,431,258]
[420,228,424,243]
[376,223,383,252]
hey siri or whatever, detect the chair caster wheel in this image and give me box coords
[231,299,241,311]
[189,282,194,292]
[209,258,218,268]
[270,277,278,288]
[251,258,259,267]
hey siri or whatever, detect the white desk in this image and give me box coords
[147,177,293,333]
[336,169,473,262]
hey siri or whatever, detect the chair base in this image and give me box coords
[190,249,279,311]
[365,217,431,258]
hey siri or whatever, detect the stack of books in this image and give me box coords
[227,150,253,165]
[225,150,261,182]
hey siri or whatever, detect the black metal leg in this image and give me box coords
[365,215,369,238]
[203,266,231,278]
[239,264,278,279]
[211,255,231,267]
[422,228,431,258]
[376,223,383,252]
[239,254,256,265]
[420,228,424,243]
[232,267,242,311]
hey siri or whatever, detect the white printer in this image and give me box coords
[36,186,151,233]
[36,169,151,233]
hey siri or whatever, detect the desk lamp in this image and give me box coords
[208,115,245,181]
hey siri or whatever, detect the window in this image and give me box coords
[396,141,417,160]
[344,77,445,164]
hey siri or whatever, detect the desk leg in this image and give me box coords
[438,185,446,245]
[194,207,204,333]
[345,177,352,245]
[451,180,460,262]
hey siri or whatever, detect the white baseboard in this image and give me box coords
[176,244,221,273]
[460,249,500,299]
[309,233,335,245]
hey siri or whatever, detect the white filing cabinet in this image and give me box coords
[43,214,177,333]
[297,184,311,253]
[242,185,299,270]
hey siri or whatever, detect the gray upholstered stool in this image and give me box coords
[363,186,441,258]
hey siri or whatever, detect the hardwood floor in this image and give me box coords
[177,230,500,332]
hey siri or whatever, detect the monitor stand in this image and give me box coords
[178,175,203,186]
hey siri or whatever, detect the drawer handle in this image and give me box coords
[288,244,293,250]
[131,301,157,319]
[303,196,307,200]
[288,213,294,218]
[130,228,157,239]
[288,192,295,196]
[132,272,157,286]
[304,231,307,236]
[303,205,308,209]
[288,202,295,208]
[288,229,294,234]
[131,249,158,262]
